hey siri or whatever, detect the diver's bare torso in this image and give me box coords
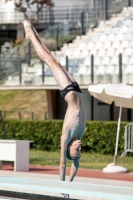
[62,91,86,145]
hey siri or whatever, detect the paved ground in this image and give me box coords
[1,163,133,182]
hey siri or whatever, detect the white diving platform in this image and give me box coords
[0,176,133,200]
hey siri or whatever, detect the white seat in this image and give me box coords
[115,48,124,55]
[94,57,102,66]
[80,50,89,58]
[124,65,133,74]
[105,65,117,83]
[100,57,110,66]
[128,56,133,64]
[124,33,133,41]
[110,56,118,65]
[114,66,119,74]
[128,26,133,33]
[33,63,42,70]
[94,66,106,83]
[122,56,129,65]
[59,57,66,66]
[91,35,99,42]
[120,40,129,48]
[106,65,115,74]
[72,50,81,58]
[112,41,120,49]
[97,49,106,57]
[89,49,97,56]
[107,34,116,41]
[35,68,43,76]
[76,65,88,75]
[115,33,124,41]
[106,49,115,56]
[99,34,107,42]
[129,41,133,48]
[86,67,91,75]
[123,48,133,56]
[111,27,120,34]
[115,20,123,27]
[104,27,111,35]
[22,63,29,73]
[123,65,133,83]
[83,57,91,67]
[95,66,105,75]
[65,51,73,57]
[123,19,133,27]
[87,42,95,50]
[103,41,112,49]
[78,43,86,51]
[119,26,129,33]
[94,42,103,50]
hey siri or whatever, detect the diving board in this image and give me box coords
[0,176,133,200]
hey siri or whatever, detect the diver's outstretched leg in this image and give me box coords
[23,20,76,89]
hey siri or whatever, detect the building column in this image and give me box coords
[46,90,57,119]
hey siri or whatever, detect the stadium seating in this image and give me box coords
[4,5,133,86]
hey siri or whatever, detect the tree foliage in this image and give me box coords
[0,119,127,154]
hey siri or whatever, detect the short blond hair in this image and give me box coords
[66,148,81,160]
[66,138,81,160]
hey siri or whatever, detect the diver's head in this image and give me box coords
[67,139,82,160]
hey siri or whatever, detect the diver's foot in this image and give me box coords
[23,20,32,39]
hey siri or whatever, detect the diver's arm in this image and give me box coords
[69,158,79,182]
[60,136,67,181]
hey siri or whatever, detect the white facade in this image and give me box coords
[0,0,15,23]
[0,0,89,23]
[0,0,89,11]
[52,0,89,7]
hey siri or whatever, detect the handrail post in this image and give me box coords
[119,53,122,83]
[91,54,94,121]
[18,112,21,120]
[81,12,85,35]
[105,0,108,20]
[66,55,68,71]
[19,58,22,85]
[128,0,131,7]
[91,54,94,83]
[41,60,45,84]
[55,25,59,50]
[27,40,31,66]
[31,112,34,120]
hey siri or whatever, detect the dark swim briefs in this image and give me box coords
[60,82,82,99]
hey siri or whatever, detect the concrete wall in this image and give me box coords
[46,89,109,121]
[46,89,133,122]
[93,98,110,121]
[82,89,92,120]
[52,0,89,7]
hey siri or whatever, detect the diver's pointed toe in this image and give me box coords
[23,20,31,27]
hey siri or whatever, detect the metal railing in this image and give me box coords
[0,56,19,82]
[121,124,133,157]
[2,110,48,120]
[0,53,129,85]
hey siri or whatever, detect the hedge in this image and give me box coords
[0,119,129,155]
